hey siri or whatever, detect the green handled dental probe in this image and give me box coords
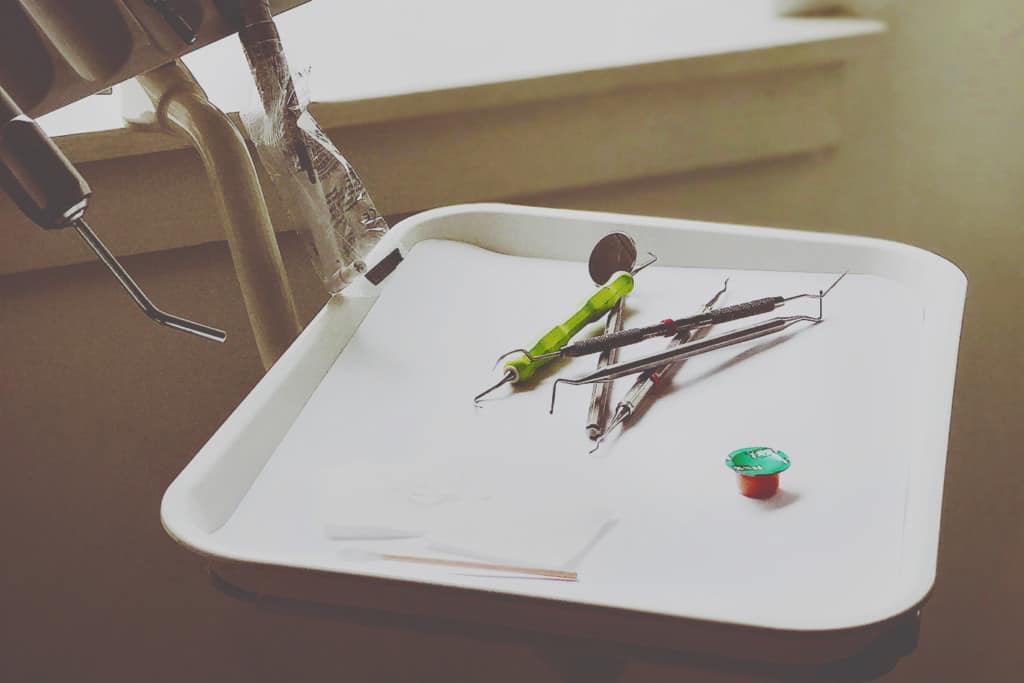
[473,234,656,404]
[474,270,636,404]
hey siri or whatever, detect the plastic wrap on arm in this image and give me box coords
[236,0,388,294]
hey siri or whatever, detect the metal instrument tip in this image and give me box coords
[821,270,849,298]
[782,270,850,304]
[589,405,630,454]
[630,252,658,275]
[474,369,516,405]
[707,277,729,308]
[548,379,565,415]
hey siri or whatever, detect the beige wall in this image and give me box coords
[1,1,1020,681]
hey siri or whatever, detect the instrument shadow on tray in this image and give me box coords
[629,330,803,422]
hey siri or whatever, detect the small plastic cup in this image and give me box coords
[725,447,791,499]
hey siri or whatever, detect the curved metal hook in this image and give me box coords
[782,271,848,303]
[631,251,658,276]
[474,369,516,405]
[708,277,729,307]
[549,377,615,414]
[492,348,534,370]
[493,347,562,369]
[548,379,566,414]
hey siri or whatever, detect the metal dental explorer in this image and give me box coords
[499,272,846,367]
[590,278,730,453]
[549,293,826,414]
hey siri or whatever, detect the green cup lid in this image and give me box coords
[725,447,790,476]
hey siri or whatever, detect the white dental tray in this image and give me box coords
[161,204,966,664]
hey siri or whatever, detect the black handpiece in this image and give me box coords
[0,85,91,229]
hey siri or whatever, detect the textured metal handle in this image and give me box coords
[567,296,782,357]
[704,297,782,324]
[567,325,653,356]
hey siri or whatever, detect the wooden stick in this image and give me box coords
[379,553,578,581]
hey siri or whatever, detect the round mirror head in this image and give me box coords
[588,233,637,284]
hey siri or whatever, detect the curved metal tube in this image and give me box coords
[134,60,301,368]
[73,218,226,342]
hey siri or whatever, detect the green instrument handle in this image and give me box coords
[506,271,634,383]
